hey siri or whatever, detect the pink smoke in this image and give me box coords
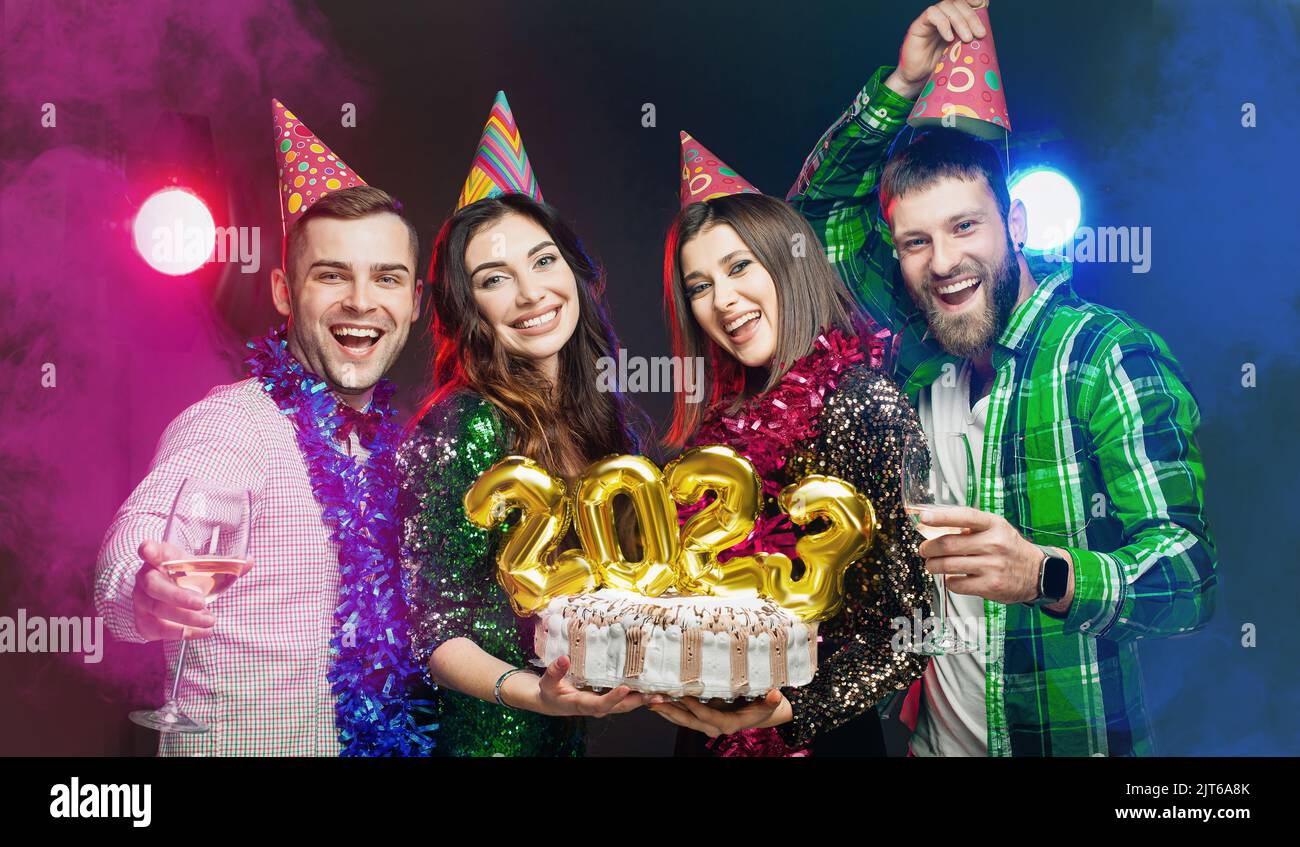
[0,0,371,752]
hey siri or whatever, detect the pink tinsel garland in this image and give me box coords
[690,327,880,564]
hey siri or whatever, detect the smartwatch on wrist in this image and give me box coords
[1028,545,1070,607]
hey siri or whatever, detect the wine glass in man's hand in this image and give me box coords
[128,479,253,734]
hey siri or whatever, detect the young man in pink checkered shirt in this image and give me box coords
[94,184,423,755]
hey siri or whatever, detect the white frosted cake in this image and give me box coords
[534,589,818,700]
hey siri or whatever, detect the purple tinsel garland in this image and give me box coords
[246,327,435,756]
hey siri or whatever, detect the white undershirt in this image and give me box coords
[909,360,990,758]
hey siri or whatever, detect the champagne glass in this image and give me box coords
[901,432,978,656]
[129,479,252,734]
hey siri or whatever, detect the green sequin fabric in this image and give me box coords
[397,391,583,757]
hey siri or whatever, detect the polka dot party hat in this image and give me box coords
[272,98,366,233]
[679,131,761,207]
[905,5,1011,140]
[457,91,542,211]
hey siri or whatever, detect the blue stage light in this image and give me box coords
[1008,167,1081,253]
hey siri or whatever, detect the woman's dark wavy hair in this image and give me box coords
[416,193,642,476]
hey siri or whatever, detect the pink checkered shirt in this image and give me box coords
[95,377,344,756]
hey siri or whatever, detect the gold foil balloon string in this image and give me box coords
[465,449,876,622]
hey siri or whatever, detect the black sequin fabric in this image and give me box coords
[770,364,932,748]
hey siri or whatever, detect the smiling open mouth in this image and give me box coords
[936,276,981,307]
[725,311,760,337]
[512,307,560,330]
[331,325,384,350]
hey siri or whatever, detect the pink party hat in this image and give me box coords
[679,131,761,207]
[905,5,1011,140]
[272,99,366,233]
[457,91,542,210]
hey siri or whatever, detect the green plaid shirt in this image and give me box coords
[786,67,1218,756]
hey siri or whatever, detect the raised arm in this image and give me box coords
[789,0,991,219]
[787,2,991,367]
[786,65,914,337]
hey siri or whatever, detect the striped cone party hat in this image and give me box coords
[457,91,542,210]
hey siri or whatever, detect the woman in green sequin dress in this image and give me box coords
[397,194,648,757]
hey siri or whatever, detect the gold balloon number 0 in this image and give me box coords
[463,445,876,622]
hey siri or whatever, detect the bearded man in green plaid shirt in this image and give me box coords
[785,4,1217,757]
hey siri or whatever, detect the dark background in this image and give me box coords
[1,0,1296,756]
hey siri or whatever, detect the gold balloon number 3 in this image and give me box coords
[463,446,876,621]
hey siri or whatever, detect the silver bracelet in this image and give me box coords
[494,667,532,709]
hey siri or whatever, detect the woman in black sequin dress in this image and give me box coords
[653,191,932,756]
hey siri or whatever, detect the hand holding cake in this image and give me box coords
[511,656,647,718]
[646,690,791,739]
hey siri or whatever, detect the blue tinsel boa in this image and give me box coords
[246,326,435,756]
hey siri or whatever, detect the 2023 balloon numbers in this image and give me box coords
[464,444,876,623]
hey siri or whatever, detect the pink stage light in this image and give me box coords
[132,187,216,276]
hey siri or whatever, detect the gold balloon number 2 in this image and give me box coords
[463,445,877,622]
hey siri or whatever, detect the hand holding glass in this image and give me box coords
[901,432,978,656]
[128,479,252,734]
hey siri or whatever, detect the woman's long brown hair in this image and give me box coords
[662,193,858,449]
[418,194,642,476]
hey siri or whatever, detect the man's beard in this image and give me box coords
[908,237,1021,359]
